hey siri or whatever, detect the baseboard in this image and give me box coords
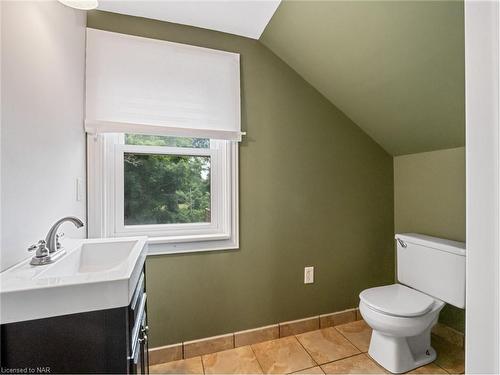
[149,307,360,365]
[149,307,465,365]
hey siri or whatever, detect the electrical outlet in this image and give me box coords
[304,266,314,284]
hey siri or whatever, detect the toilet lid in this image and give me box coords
[359,284,435,317]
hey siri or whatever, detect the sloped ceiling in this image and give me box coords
[261,1,465,156]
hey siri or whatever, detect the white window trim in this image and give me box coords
[87,134,239,255]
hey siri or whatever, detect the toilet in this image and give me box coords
[359,233,466,374]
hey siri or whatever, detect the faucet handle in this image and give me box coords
[28,240,45,252]
[28,240,49,259]
[56,233,65,250]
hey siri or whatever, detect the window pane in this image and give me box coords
[124,153,211,225]
[125,134,210,148]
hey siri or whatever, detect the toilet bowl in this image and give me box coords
[359,233,466,374]
[359,284,445,373]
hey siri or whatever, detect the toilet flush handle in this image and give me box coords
[396,238,407,248]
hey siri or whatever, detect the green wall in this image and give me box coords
[394,147,466,332]
[87,11,395,347]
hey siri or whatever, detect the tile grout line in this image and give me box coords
[290,364,324,375]
[360,352,388,374]
[439,362,452,374]
[199,352,206,375]
[428,352,450,374]
[314,352,389,375]
[249,344,266,374]
[318,351,369,369]
[334,325,365,353]
[293,334,319,369]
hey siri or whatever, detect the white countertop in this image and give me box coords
[0,236,147,324]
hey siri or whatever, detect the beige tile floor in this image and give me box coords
[150,320,465,374]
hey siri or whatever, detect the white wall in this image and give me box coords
[1,1,87,272]
[0,0,3,261]
[465,0,500,373]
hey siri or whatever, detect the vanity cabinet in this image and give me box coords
[0,268,149,374]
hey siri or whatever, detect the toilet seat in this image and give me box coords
[360,284,435,317]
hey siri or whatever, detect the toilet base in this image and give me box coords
[368,327,436,374]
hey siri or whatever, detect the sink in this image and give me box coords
[38,240,139,278]
[0,237,147,325]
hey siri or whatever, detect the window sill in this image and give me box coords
[146,232,230,244]
[146,236,239,256]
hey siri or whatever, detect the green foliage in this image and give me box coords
[125,134,210,148]
[124,135,211,225]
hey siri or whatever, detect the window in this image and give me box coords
[88,134,238,255]
[123,135,211,226]
[85,30,241,254]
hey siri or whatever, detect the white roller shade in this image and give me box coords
[85,29,242,141]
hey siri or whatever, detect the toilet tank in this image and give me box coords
[396,233,466,308]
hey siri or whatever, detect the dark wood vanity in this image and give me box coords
[0,268,149,374]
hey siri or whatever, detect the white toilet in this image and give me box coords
[359,233,466,374]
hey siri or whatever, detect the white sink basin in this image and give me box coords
[0,237,147,324]
[39,240,139,277]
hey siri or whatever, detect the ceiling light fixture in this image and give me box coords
[58,0,99,10]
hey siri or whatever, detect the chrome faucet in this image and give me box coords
[28,216,84,266]
[45,216,84,253]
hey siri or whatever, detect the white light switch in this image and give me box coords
[304,266,314,284]
[76,178,84,201]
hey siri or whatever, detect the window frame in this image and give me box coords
[87,133,239,255]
